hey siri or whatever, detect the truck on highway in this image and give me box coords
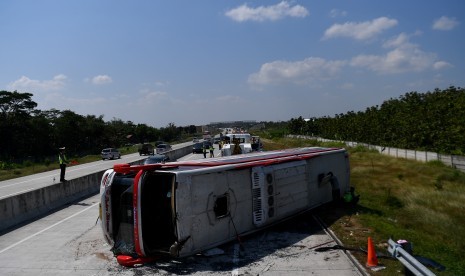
[220,133,253,156]
[99,147,351,267]
[202,130,211,141]
[138,143,154,156]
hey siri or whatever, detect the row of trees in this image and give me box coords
[288,87,465,155]
[3,86,463,163]
[0,90,198,162]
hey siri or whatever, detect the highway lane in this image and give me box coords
[0,142,192,200]
[0,147,364,276]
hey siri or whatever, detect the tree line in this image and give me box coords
[0,90,197,163]
[288,86,465,155]
[3,86,463,164]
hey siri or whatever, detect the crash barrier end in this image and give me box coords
[387,238,437,276]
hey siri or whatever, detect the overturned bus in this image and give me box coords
[99,147,351,266]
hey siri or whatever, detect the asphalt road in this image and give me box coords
[0,142,190,200]
[0,145,365,276]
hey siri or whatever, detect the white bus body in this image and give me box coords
[99,147,351,266]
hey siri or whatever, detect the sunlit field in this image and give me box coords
[262,137,464,275]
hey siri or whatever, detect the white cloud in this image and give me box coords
[34,91,108,113]
[350,33,443,74]
[382,32,410,48]
[91,75,112,85]
[155,81,168,86]
[432,16,459,30]
[8,74,67,91]
[225,1,308,22]
[61,95,107,106]
[329,9,347,18]
[144,91,167,101]
[134,89,168,105]
[433,61,452,70]
[323,17,398,40]
[248,57,346,86]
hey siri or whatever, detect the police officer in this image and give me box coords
[209,144,214,158]
[58,147,69,182]
[202,144,207,158]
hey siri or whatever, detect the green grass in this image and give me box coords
[350,152,465,275]
[262,137,464,275]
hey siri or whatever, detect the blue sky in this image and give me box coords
[1,1,463,127]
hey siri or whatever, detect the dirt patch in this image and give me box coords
[94,252,112,261]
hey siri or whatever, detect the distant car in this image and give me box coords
[101,148,121,160]
[155,141,166,146]
[138,143,154,156]
[143,154,169,164]
[156,143,172,154]
[192,137,200,143]
[192,142,204,154]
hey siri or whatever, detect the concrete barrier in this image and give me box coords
[0,172,105,233]
[164,144,193,162]
[0,144,193,233]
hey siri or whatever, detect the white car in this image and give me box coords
[101,148,121,160]
[156,143,172,154]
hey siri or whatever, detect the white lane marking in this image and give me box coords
[0,202,98,254]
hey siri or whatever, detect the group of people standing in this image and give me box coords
[202,143,215,158]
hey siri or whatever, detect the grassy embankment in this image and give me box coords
[262,137,465,276]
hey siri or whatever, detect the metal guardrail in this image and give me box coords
[387,239,436,276]
[288,135,465,173]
